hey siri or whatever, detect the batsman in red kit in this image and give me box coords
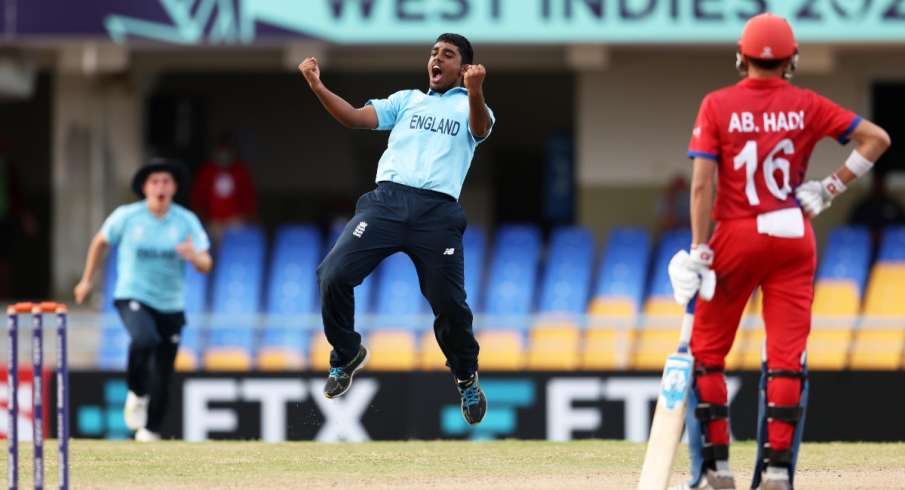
[667,13,891,490]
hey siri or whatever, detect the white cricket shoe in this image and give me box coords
[759,480,791,490]
[124,391,149,431]
[134,428,161,442]
[669,470,737,490]
[759,466,791,490]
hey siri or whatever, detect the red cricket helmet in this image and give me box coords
[738,13,797,61]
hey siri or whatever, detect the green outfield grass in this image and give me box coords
[4,440,904,489]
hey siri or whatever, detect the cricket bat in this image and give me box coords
[637,298,697,490]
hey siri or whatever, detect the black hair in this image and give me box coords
[435,33,473,65]
[748,57,785,70]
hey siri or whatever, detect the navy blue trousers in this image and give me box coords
[317,182,479,379]
[114,299,184,432]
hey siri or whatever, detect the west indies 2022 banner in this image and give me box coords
[9,0,905,44]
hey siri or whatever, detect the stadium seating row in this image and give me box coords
[97,224,905,371]
[167,301,905,372]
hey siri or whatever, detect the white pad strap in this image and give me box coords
[845,149,874,178]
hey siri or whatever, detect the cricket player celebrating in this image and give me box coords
[74,160,213,441]
[299,33,494,425]
[669,13,890,490]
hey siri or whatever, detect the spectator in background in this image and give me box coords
[849,170,905,248]
[0,140,38,298]
[190,135,257,242]
[657,174,691,232]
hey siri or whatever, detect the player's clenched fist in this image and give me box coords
[298,57,321,87]
[463,64,486,92]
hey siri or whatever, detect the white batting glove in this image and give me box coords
[690,245,716,301]
[796,174,847,218]
[668,251,699,306]
[668,244,717,306]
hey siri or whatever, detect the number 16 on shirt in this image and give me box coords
[637,299,696,490]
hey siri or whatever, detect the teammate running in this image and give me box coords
[298,33,494,425]
[668,13,891,490]
[74,160,213,441]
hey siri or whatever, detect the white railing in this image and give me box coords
[4,311,901,369]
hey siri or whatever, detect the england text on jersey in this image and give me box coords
[409,114,462,136]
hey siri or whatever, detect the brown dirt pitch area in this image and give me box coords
[3,440,903,489]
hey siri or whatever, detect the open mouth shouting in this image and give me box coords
[430,64,443,85]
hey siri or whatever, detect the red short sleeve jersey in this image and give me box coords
[688,78,860,221]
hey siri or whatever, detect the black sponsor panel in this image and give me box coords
[803,371,905,441]
[60,371,905,442]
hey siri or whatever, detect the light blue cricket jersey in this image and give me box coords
[100,201,210,313]
[368,87,495,200]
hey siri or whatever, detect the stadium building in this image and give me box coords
[2,1,905,444]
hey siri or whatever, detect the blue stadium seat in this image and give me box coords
[203,329,255,371]
[97,325,130,370]
[878,226,905,262]
[176,326,203,371]
[266,224,321,319]
[810,226,870,368]
[590,227,651,316]
[849,226,905,369]
[207,328,256,350]
[184,262,209,315]
[464,226,486,310]
[101,247,119,313]
[538,226,594,315]
[259,327,309,353]
[211,226,266,317]
[180,262,210,370]
[583,228,651,370]
[97,248,131,370]
[206,226,266,369]
[257,327,309,370]
[373,252,429,330]
[257,224,321,368]
[648,229,691,301]
[483,224,542,329]
[632,230,693,370]
[817,226,871,294]
[355,273,377,319]
[326,220,346,252]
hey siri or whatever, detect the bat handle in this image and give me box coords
[677,295,697,350]
[684,295,697,315]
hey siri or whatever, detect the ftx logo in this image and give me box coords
[77,380,131,440]
[441,379,534,440]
